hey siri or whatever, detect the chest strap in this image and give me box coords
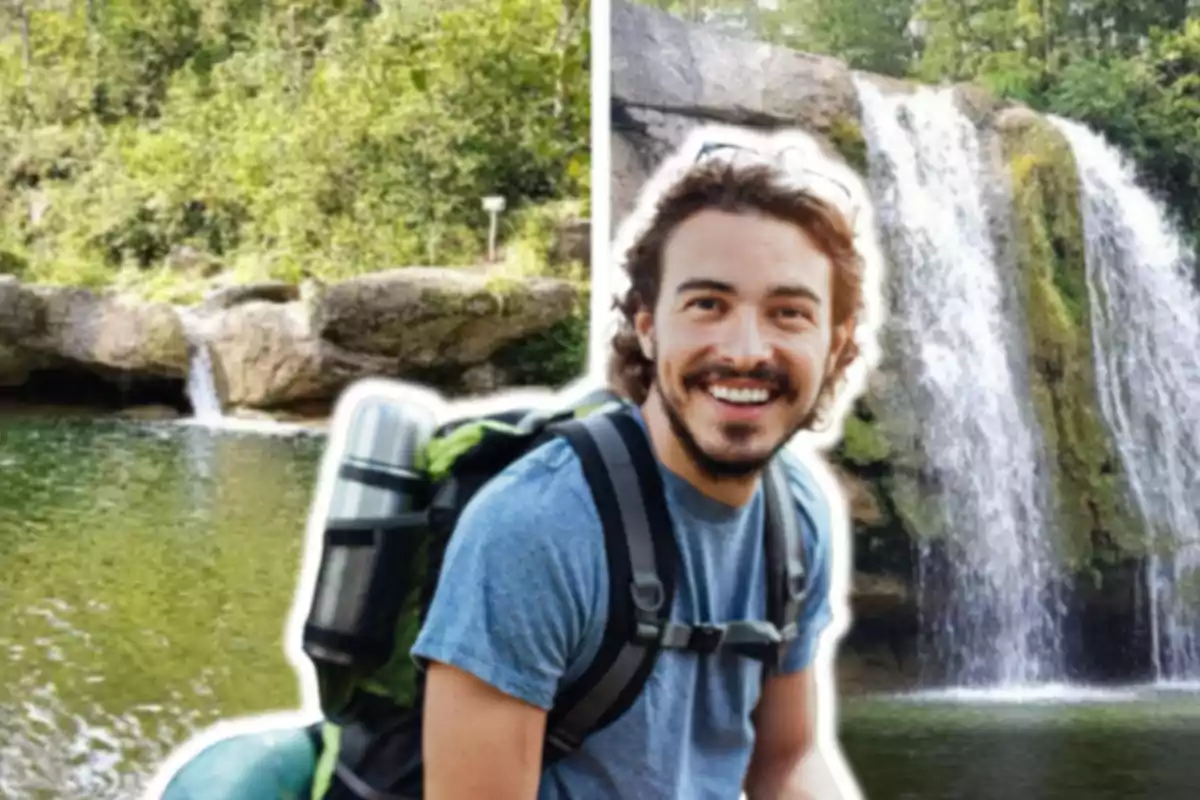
[542,411,809,764]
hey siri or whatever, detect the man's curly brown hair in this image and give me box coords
[607,158,865,431]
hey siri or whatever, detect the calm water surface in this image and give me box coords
[0,418,323,798]
[840,689,1200,799]
[1,419,1197,799]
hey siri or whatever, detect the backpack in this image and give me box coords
[298,384,810,800]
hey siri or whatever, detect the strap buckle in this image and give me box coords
[630,576,667,645]
[686,623,726,654]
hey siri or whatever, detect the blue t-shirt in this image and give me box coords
[411,409,834,799]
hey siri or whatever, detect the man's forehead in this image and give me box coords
[661,215,831,293]
[664,208,823,257]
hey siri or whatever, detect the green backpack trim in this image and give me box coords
[424,419,523,481]
[311,724,340,800]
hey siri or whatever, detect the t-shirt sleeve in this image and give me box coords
[779,457,836,675]
[410,441,604,711]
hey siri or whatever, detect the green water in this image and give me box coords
[0,418,324,798]
[2,420,1199,799]
[840,691,1200,799]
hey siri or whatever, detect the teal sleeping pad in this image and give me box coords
[159,725,318,800]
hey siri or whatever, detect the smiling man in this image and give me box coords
[414,141,867,800]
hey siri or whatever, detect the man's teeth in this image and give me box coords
[708,385,770,405]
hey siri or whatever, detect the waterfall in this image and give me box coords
[176,308,223,422]
[1049,116,1200,682]
[853,78,1064,687]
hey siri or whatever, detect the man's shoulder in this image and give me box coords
[775,447,835,540]
[453,434,603,547]
[472,433,591,502]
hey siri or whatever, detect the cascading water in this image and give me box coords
[1049,116,1200,683]
[853,77,1064,687]
[176,309,223,422]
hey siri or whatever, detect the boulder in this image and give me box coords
[203,300,394,409]
[196,269,579,410]
[315,268,577,367]
[6,281,190,378]
[199,280,299,312]
[0,266,580,412]
[0,276,44,341]
[552,217,591,267]
[611,0,859,131]
[0,277,44,386]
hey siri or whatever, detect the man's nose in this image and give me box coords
[721,310,772,366]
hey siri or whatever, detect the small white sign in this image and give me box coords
[482,195,506,212]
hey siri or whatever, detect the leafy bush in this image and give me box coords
[0,0,589,294]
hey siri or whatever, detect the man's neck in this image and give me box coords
[639,392,761,508]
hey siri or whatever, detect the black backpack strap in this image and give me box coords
[543,408,679,764]
[643,457,808,667]
[762,457,807,672]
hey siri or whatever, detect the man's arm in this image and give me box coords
[744,456,858,800]
[744,665,858,800]
[410,443,604,800]
[423,661,547,799]
[743,667,818,800]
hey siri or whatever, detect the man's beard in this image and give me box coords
[654,360,807,482]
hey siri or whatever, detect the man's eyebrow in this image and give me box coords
[768,284,822,304]
[675,278,735,295]
[674,279,822,304]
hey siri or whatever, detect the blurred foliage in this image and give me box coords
[0,0,590,293]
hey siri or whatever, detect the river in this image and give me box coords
[1,418,1197,799]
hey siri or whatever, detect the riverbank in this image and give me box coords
[0,264,590,424]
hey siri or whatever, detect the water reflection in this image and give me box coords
[0,419,323,798]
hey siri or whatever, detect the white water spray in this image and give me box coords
[854,78,1063,686]
[1049,115,1200,682]
[177,309,223,422]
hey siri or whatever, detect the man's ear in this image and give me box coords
[827,317,857,377]
[634,308,655,362]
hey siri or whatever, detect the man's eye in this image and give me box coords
[688,297,723,312]
[775,306,814,322]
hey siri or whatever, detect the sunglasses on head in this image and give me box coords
[691,140,860,226]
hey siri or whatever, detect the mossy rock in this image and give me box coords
[886,470,949,544]
[491,291,589,390]
[826,113,869,175]
[840,413,891,466]
[996,107,1141,570]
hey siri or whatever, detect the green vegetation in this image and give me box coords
[839,411,891,467]
[999,110,1141,568]
[826,114,869,175]
[493,285,589,389]
[0,0,590,299]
